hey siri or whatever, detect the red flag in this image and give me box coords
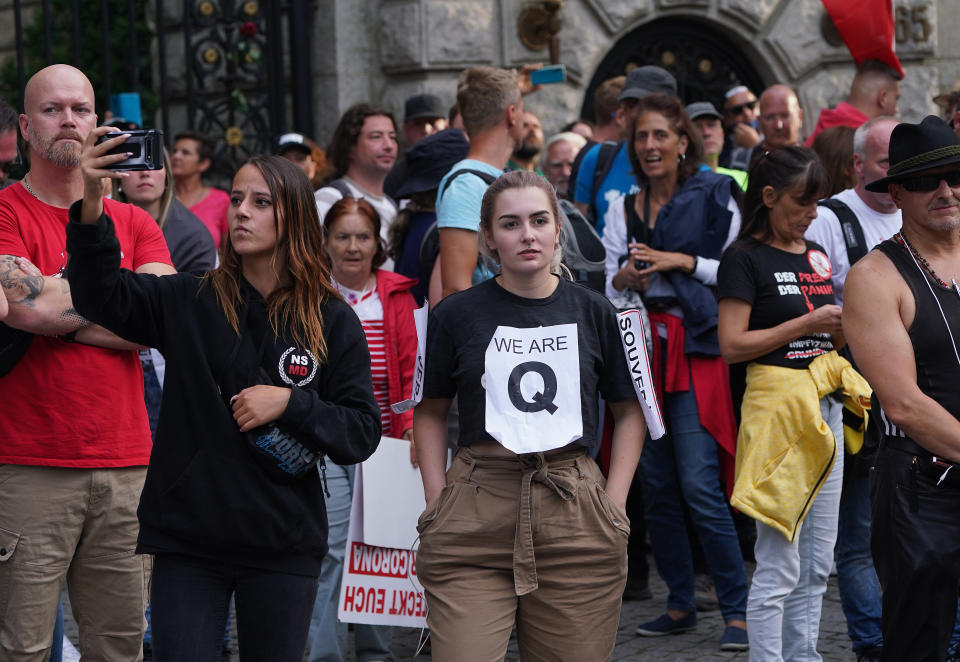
[822,0,904,77]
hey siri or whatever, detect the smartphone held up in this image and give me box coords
[95,129,164,171]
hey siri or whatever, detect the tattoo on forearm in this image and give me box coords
[59,307,91,330]
[0,255,45,307]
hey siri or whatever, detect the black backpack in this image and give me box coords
[818,197,877,469]
[423,168,607,292]
[818,199,868,266]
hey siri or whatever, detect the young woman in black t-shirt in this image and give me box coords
[717,146,845,661]
[414,170,646,661]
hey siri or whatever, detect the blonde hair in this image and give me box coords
[456,66,521,137]
[478,170,566,275]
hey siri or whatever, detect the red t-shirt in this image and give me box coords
[0,183,172,467]
[189,188,230,249]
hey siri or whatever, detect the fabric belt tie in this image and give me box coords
[513,451,579,596]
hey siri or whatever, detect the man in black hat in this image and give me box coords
[844,115,960,662]
[572,65,676,234]
[402,93,448,147]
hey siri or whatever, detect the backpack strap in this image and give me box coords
[418,218,440,288]
[818,198,868,266]
[588,141,621,223]
[327,178,353,200]
[567,139,596,201]
[437,168,498,201]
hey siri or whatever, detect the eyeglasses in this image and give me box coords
[725,100,757,115]
[898,171,960,192]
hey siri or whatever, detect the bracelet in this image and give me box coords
[59,330,79,343]
[688,255,698,275]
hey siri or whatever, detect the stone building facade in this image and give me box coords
[314,0,957,142]
[0,0,956,152]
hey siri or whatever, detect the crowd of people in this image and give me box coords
[2,56,960,662]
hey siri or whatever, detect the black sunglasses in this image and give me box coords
[725,100,757,115]
[898,171,960,192]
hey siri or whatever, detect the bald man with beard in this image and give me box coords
[0,64,174,660]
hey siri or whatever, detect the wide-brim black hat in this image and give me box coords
[391,128,470,199]
[866,115,960,192]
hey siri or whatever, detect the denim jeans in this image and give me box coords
[835,470,883,653]
[747,397,844,662]
[49,601,63,662]
[150,553,318,662]
[640,382,748,623]
[308,462,393,662]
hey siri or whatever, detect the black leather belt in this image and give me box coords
[882,434,933,458]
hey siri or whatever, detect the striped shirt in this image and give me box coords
[336,281,390,428]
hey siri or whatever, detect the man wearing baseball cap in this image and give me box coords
[276,132,322,185]
[573,65,676,235]
[401,93,448,147]
[686,101,747,190]
[844,115,960,661]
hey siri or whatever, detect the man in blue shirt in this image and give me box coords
[573,66,676,236]
[437,66,526,297]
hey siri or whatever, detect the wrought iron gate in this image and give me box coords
[7,0,312,180]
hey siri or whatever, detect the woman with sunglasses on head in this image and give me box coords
[601,92,749,650]
[65,128,381,662]
[414,169,646,661]
[717,146,869,661]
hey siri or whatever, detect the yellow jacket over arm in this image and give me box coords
[731,351,871,541]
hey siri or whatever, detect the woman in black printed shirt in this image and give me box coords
[717,146,847,662]
[414,170,646,661]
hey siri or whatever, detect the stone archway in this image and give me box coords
[581,16,768,121]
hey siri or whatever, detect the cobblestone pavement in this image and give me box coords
[63,560,855,661]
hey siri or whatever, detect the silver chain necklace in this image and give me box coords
[21,175,38,199]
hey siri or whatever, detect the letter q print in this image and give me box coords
[482,324,583,453]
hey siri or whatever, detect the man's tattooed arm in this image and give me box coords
[0,254,45,308]
[0,254,92,335]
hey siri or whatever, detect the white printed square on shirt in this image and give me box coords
[481,324,582,453]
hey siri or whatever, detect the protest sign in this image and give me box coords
[338,436,427,628]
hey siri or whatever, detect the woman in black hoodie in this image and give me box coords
[66,128,381,662]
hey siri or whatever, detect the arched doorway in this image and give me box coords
[581,16,767,121]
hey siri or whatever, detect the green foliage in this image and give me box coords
[0,0,156,124]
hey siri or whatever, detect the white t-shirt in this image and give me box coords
[805,187,902,304]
